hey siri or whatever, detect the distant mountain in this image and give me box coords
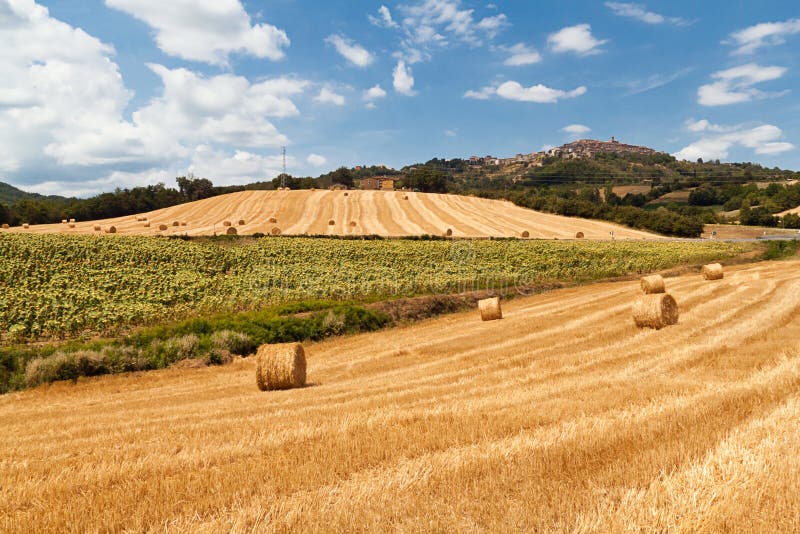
[0,181,68,206]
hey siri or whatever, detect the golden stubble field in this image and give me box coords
[2,260,800,532]
[2,189,658,239]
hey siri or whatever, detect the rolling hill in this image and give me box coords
[2,190,659,239]
[3,260,799,531]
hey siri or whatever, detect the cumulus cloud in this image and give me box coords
[393,61,416,95]
[605,2,689,26]
[105,0,289,66]
[391,0,510,63]
[548,24,608,55]
[325,34,374,67]
[697,63,788,106]
[501,43,542,66]
[727,18,800,55]
[464,85,497,100]
[561,124,591,138]
[307,153,328,167]
[314,87,346,106]
[363,84,387,101]
[496,81,587,103]
[674,121,795,161]
[369,5,399,28]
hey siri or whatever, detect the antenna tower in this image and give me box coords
[281,146,287,189]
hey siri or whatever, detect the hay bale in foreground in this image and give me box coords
[632,293,678,329]
[702,263,724,280]
[521,230,530,238]
[575,231,585,239]
[640,274,666,294]
[478,297,502,321]
[256,343,306,391]
[104,226,117,234]
[1,224,8,229]
[271,227,281,235]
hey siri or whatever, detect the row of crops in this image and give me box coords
[0,234,747,341]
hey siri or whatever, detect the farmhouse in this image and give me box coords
[357,177,396,190]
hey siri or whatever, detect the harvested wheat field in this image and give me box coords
[2,260,800,532]
[3,190,658,239]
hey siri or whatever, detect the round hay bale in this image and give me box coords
[344,192,349,196]
[22,223,29,229]
[222,221,232,227]
[69,218,75,223]
[640,274,666,294]
[478,297,502,321]
[521,230,530,238]
[143,222,151,228]
[180,221,187,226]
[632,293,679,329]
[105,226,117,234]
[445,228,453,237]
[158,224,168,231]
[226,226,238,235]
[61,219,67,224]
[93,224,101,231]
[271,227,281,236]
[137,216,148,222]
[172,221,180,227]
[328,219,335,226]
[238,219,246,226]
[702,263,724,280]
[575,231,585,239]
[255,343,306,391]
[350,221,357,227]
[269,217,278,223]
[68,223,76,228]
[403,195,409,200]
[1,224,8,229]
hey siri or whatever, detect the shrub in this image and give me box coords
[210,330,256,356]
[25,350,109,387]
[146,334,200,368]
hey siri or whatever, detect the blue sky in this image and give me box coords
[1,0,798,196]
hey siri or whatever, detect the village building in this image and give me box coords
[357,177,396,190]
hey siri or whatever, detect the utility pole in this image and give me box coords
[281,146,287,189]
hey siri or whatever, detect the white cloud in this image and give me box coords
[393,61,416,95]
[188,145,289,186]
[307,153,328,167]
[674,122,795,161]
[496,81,587,103]
[314,87,346,106]
[728,18,800,55]
[464,85,496,100]
[605,2,688,26]
[393,0,510,63]
[445,129,458,137]
[363,84,387,102]
[325,34,374,67]
[105,0,289,66]
[369,5,399,28]
[624,68,692,95]
[561,124,591,137]
[697,63,788,106]
[502,43,542,66]
[548,24,608,55]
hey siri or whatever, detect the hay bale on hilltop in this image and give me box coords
[68,223,76,228]
[640,274,665,294]
[255,343,306,391]
[238,219,246,226]
[344,192,349,196]
[172,221,180,227]
[521,230,530,238]
[576,232,585,239]
[158,224,168,231]
[22,223,29,229]
[93,224,101,231]
[61,219,67,224]
[632,293,678,330]
[271,227,281,236]
[69,218,75,223]
[180,221,187,226]
[328,220,335,226]
[1,224,9,229]
[226,226,237,235]
[478,297,503,321]
[223,221,232,227]
[350,221,357,227]
[104,226,117,234]
[702,263,724,280]
[445,228,453,237]
[269,217,278,224]
[143,222,151,228]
